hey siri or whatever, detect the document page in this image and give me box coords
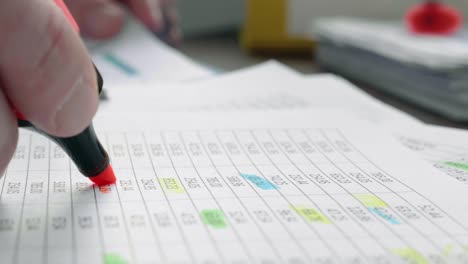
[86,15,213,84]
[1,111,467,264]
[396,125,468,184]
[102,62,420,127]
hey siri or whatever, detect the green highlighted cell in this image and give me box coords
[392,248,428,264]
[104,254,128,264]
[292,206,331,224]
[159,178,185,194]
[442,161,468,171]
[355,194,387,208]
[201,209,227,229]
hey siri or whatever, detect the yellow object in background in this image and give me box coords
[241,0,315,54]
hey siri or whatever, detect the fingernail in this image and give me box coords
[81,3,124,39]
[169,28,183,46]
[51,73,99,137]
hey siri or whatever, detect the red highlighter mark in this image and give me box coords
[406,1,463,35]
[99,185,112,193]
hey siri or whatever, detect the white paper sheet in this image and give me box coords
[85,15,213,85]
[101,61,468,186]
[2,110,468,264]
[304,75,468,185]
[101,62,420,127]
[395,125,468,184]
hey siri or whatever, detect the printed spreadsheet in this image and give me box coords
[1,111,468,264]
[399,134,468,185]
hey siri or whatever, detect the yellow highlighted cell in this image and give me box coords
[292,206,331,224]
[355,194,387,208]
[392,248,428,264]
[159,178,185,194]
[444,244,454,258]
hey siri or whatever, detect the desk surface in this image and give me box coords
[180,32,468,129]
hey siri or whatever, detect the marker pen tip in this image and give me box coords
[89,165,116,186]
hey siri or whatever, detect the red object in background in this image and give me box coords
[406,1,463,35]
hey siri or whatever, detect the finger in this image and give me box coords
[155,0,181,44]
[65,0,125,39]
[0,87,19,176]
[164,1,179,26]
[169,27,183,46]
[125,0,164,32]
[164,5,182,45]
[0,0,99,138]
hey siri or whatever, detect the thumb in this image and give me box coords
[0,0,99,138]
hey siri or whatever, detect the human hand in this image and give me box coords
[65,0,182,44]
[0,0,99,174]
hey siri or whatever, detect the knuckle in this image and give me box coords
[33,11,68,73]
[24,8,74,114]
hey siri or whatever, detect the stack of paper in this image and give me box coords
[2,14,468,264]
[310,17,468,121]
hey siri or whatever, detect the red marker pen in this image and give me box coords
[14,0,116,186]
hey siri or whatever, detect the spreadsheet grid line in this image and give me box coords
[159,131,227,264]
[297,129,414,252]
[336,130,468,237]
[141,132,197,263]
[123,132,161,263]
[231,130,327,263]
[2,128,468,264]
[309,129,448,254]
[12,134,32,264]
[177,131,255,262]
[249,129,369,262]
[271,129,395,259]
[42,139,52,264]
[215,129,317,262]
[196,130,286,262]
[322,129,461,250]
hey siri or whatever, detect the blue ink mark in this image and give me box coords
[240,173,278,190]
[368,208,401,225]
[103,53,138,76]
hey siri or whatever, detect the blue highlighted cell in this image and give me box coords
[368,208,401,225]
[240,173,278,190]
